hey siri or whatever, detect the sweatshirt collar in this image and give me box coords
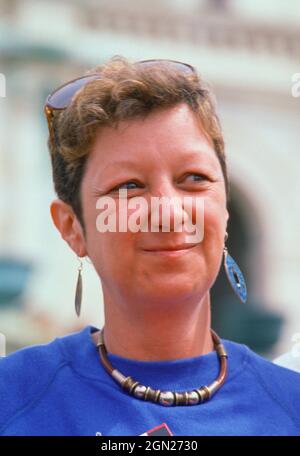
[58,324,249,391]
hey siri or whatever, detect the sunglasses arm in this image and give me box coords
[44,105,56,145]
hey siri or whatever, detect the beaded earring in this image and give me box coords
[223,232,247,304]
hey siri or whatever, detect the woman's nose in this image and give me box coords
[148,182,189,232]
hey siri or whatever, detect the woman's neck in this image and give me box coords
[91,292,214,361]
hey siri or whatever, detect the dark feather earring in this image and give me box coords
[75,257,83,317]
[223,232,247,304]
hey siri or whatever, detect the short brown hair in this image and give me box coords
[47,56,229,234]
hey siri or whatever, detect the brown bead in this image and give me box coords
[195,387,208,402]
[144,386,151,401]
[202,386,211,400]
[145,387,159,402]
[173,392,187,405]
[122,376,135,392]
[174,392,180,405]
[129,381,140,394]
[154,389,161,403]
[183,391,189,405]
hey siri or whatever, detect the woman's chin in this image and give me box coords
[137,279,204,302]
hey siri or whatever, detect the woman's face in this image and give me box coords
[79,103,229,310]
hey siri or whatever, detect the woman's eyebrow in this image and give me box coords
[99,159,141,174]
[96,149,215,178]
[92,160,142,182]
[178,150,215,161]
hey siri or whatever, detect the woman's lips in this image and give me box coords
[142,244,198,256]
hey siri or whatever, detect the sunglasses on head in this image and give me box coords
[44,59,195,145]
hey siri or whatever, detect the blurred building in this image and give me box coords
[0,0,299,357]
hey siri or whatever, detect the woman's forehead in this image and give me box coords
[87,110,217,171]
[91,104,210,148]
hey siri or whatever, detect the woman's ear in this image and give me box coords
[50,198,87,257]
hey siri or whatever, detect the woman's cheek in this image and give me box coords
[204,196,227,232]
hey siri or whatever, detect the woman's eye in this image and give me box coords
[110,174,208,192]
[184,173,207,182]
[112,181,141,191]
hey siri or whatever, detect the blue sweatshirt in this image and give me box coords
[0,325,299,436]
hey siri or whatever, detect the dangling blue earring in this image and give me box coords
[223,232,247,304]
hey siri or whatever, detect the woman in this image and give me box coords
[0,57,299,436]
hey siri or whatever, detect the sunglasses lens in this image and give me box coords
[46,60,194,111]
[47,74,101,109]
[137,59,194,74]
